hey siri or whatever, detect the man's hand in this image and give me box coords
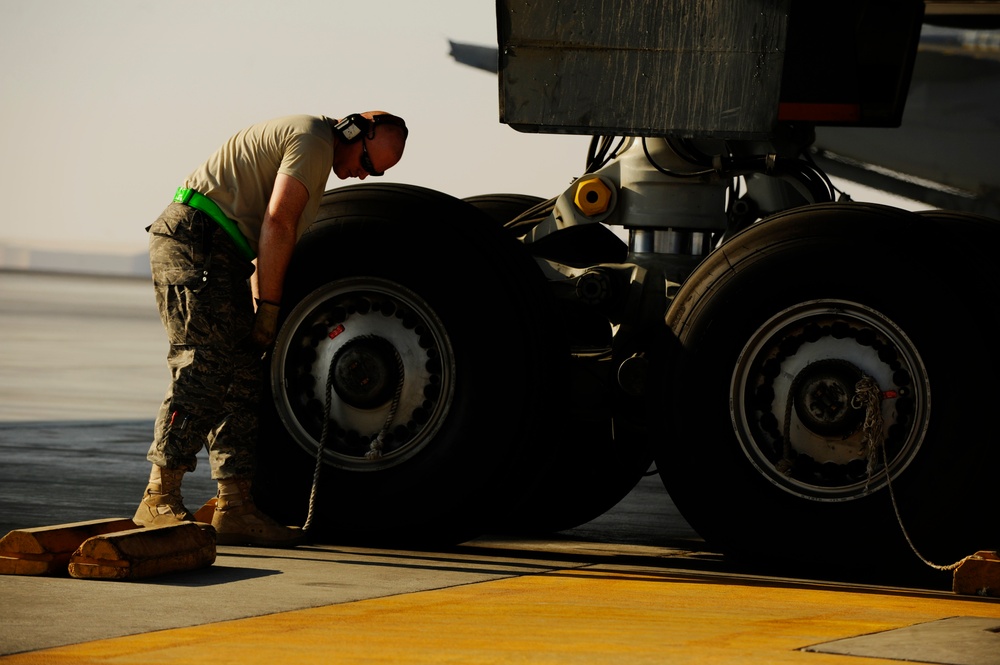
[251,301,281,349]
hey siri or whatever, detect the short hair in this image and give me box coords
[369,112,408,141]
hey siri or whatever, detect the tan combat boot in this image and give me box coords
[133,465,195,526]
[211,478,304,547]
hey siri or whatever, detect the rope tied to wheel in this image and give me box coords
[851,374,967,572]
[302,335,406,532]
[365,348,405,460]
[851,375,885,485]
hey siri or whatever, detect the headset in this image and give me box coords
[333,113,408,144]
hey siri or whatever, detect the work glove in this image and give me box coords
[251,301,281,350]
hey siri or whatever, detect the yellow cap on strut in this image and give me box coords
[573,177,613,216]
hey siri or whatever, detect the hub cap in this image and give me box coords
[270,278,455,471]
[730,299,930,500]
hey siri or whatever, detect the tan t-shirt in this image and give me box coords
[183,115,335,253]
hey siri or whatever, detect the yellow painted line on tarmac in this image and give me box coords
[4,567,1000,665]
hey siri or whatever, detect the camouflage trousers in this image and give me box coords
[145,202,260,479]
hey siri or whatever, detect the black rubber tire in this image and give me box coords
[656,202,1000,572]
[463,193,653,535]
[254,183,558,545]
[494,350,654,535]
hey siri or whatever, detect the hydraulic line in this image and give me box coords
[641,138,716,178]
[504,196,557,238]
[586,135,627,173]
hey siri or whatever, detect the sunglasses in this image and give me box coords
[360,140,384,177]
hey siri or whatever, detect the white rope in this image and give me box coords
[302,351,338,533]
[303,338,405,532]
[365,349,405,460]
[852,375,966,572]
[852,376,884,489]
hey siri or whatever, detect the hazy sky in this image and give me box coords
[0,0,590,252]
[0,0,917,254]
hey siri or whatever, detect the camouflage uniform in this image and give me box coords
[146,202,260,479]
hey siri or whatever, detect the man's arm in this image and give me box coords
[250,173,309,348]
[256,172,309,306]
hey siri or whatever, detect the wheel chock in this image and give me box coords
[68,522,216,581]
[0,518,139,576]
[953,550,1000,597]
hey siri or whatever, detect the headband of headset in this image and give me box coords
[334,113,408,144]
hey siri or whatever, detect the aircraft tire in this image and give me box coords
[253,183,558,545]
[655,202,1000,573]
[463,192,653,535]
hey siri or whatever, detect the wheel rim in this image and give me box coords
[271,277,456,471]
[730,299,930,501]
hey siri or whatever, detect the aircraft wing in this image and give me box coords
[448,40,496,74]
[812,27,1000,217]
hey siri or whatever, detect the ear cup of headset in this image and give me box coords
[334,113,408,143]
[333,114,370,143]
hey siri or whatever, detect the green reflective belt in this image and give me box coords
[173,187,256,261]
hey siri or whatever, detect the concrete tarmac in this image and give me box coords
[1,270,999,664]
